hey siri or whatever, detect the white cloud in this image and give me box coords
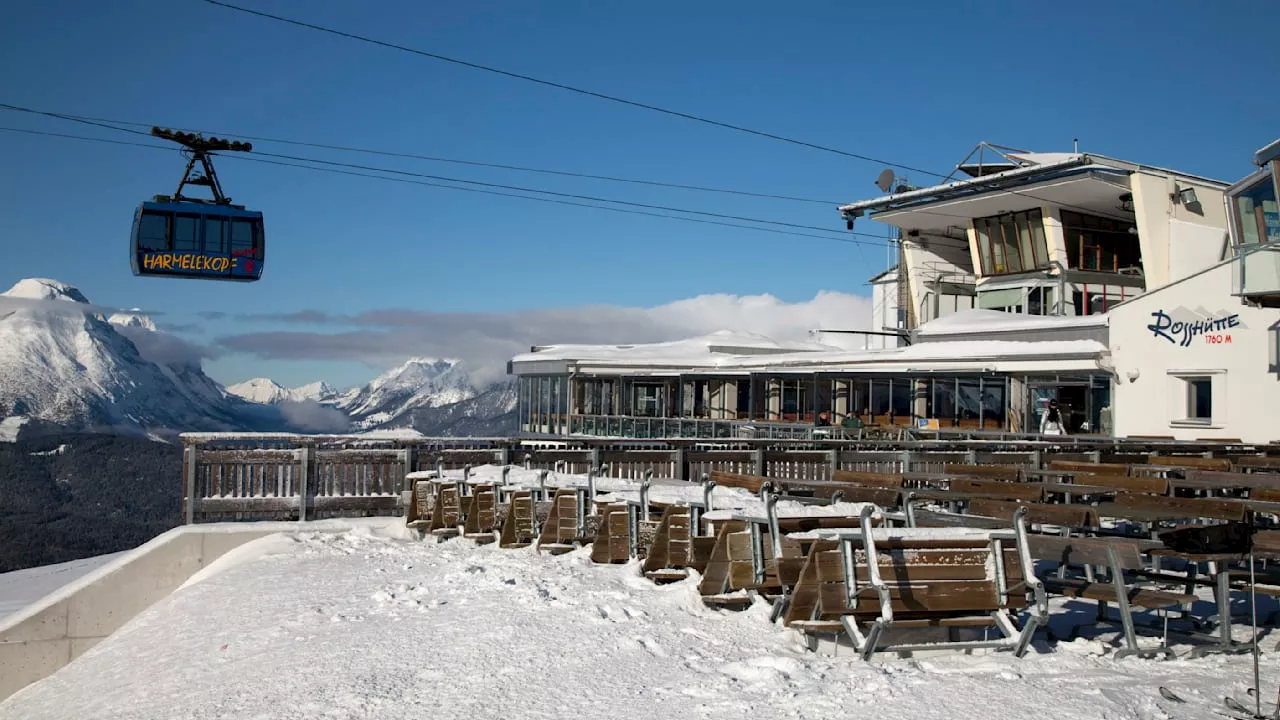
[217,290,873,385]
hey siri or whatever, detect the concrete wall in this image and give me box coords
[1130,171,1230,291]
[903,234,973,327]
[0,522,361,702]
[1108,257,1279,443]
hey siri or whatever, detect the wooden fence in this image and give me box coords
[178,432,1279,524]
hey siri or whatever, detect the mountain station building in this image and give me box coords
[507,140,1280,444]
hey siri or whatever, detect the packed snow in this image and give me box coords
[0,551,128,622]
[2,517,1277,720]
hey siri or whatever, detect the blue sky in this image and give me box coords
[1,0,1277,389]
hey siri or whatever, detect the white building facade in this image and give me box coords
[507,140,1280,444]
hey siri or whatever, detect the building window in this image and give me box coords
[1060,210,1142,274]
[974,209,1048,275]
[1184,377,1212,421]
[1230,171,1279,245]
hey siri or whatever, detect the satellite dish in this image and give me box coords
[874,168,895,193]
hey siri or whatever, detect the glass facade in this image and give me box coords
[514,371,1118,437]
[974,209,1050,275]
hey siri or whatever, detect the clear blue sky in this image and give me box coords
[1,0,1277,389]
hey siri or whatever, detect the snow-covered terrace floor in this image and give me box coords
[0,519,1273,720]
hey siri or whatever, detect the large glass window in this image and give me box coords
[230,219,257,254]
[173,214,199,252]
[974,209,1048,275]
[1231,172,1279,245]
[203,217,227,254]
[137,212,170,251]
[1061,210,1142,273]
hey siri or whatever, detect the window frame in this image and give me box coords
[973,208,1048,275]
[1167,370,1225,428]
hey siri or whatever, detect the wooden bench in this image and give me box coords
[535,488,593,555]
[1048,460,1130,477]
[589,502,633,564]
[1148,455,1233,471]
[967,498,1098,530]
[1025,534,1196,659]
[697,499,880,612]
[783,506,1046,660]
[497,489,547,549]
[950,478,1044,502]
[943,463,1022,482]
[460,483,500,542]
[829,470,905,489]
[1073,473,1169,496]
[709,471,769,494]
[640,504,714,583]
[1106,493,1250,523]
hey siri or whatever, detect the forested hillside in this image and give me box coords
[0,435,182,572]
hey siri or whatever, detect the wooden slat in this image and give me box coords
[1110,493,1249,522]
[829,470,904,489]
[708,471,768,493]
[1047,460,1130,476]
[1148,455,1233,471]
[950,478,1043,501]
[967,499,1098,528]
[943,463,1021,482]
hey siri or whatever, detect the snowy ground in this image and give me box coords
[2,518,1278,720]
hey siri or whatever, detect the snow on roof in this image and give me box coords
[514,330,838,364]
[839,155,1090,214]
[915,309,1108,336]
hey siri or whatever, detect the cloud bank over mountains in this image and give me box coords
[212,290,873,383]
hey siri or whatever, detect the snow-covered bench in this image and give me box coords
[783,505,1046,661]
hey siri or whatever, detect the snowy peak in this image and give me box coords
[108,309,158,332]
[339,357,477,424]
[225,378,341,405]
[2,278,91,304]
[290,381,337,403]
[225,378,292,404]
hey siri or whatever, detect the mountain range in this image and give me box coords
[0,278,517,442]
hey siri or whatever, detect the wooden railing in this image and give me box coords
[178,432,1279,524]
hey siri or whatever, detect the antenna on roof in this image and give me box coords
[1074,137,1079,153]
[874,168,895,194]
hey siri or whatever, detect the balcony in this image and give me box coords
[1233,242,1280,303]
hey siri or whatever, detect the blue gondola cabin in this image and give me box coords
[131,200,265,281]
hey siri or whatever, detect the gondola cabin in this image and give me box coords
[131,199,265,282]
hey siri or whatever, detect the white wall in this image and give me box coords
[868,275,899,349]
[903,234,973,326]
[1130,171,1230,290]
[1108,257,1280,443]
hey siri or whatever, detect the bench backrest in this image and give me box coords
[832,486,902,508]
[943,463,1022,482]
[830,469,904,489]
[1076,473,1169,495]
[951,478,1044,502]
[967,498,1097,528]
[1254,488,1280,503]
[1111,492,1248,522]
[1048,460,1130,476]
[1187,470,1280,492]
[1148,455,1233,471]
[708,471,769,493]
[1025,534,1145,571]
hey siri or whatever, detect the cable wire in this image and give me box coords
[0,125,885,248]
[0,103,841,205]
[200,0,946,178]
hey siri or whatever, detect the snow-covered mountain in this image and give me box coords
[0,278,355,441]
[338,358,477,426]
[0,278,517,440]
[226,378,340,405]
[0,279,246,439]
